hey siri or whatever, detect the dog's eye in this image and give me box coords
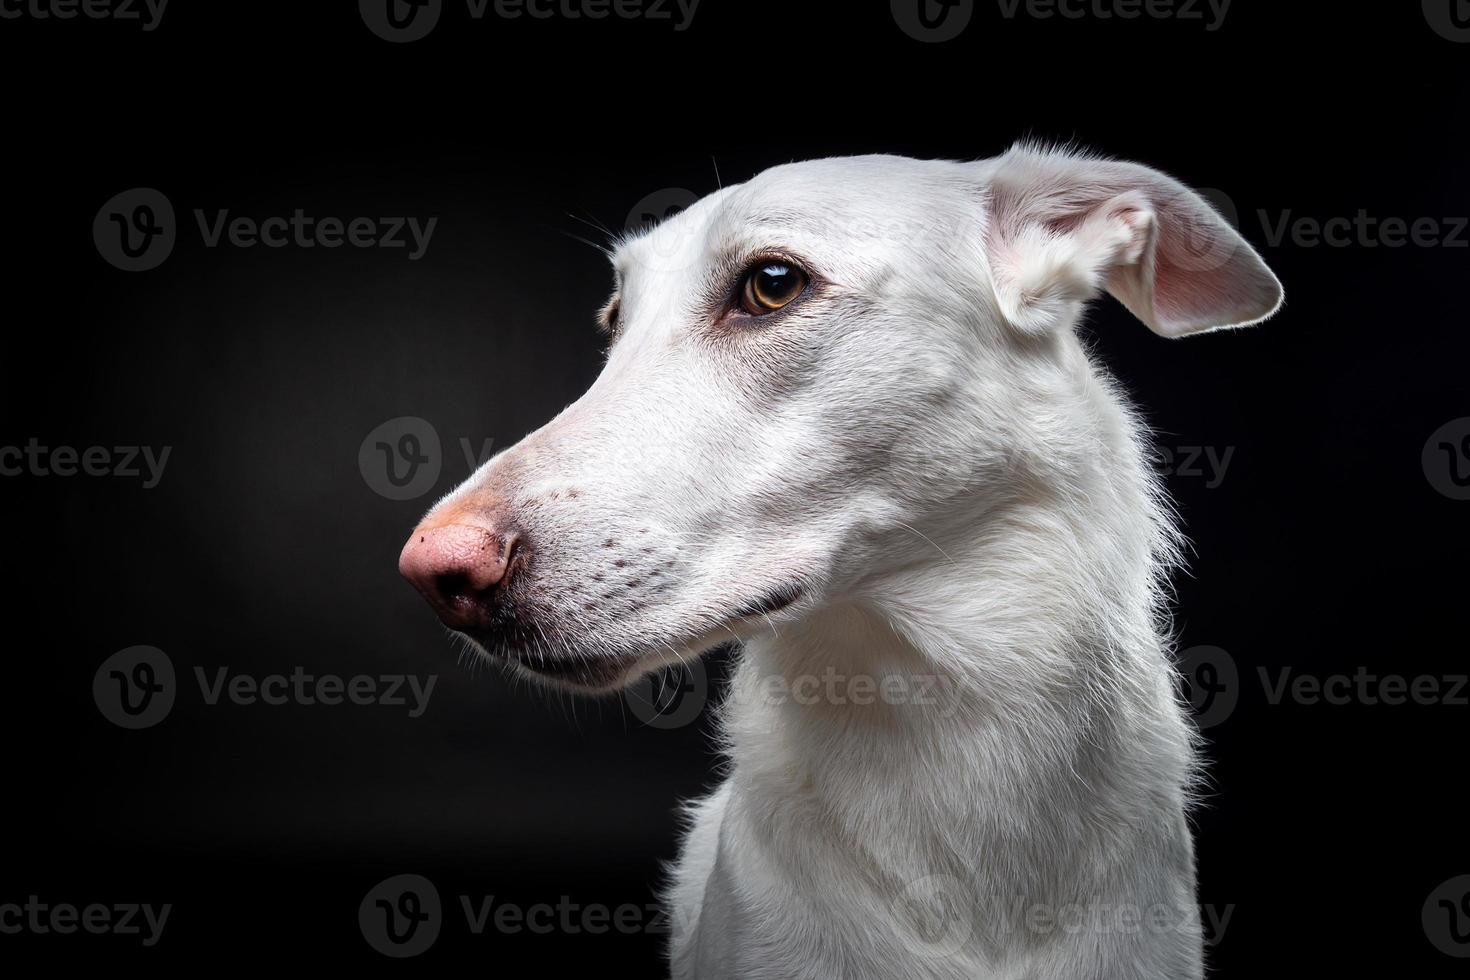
[598,296,622,337]
[740,262,807,315]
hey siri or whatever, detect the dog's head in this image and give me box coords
[399,147,1282,691]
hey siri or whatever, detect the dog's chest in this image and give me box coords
[672,776,995,980]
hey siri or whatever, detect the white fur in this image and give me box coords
[419,145,1283,978]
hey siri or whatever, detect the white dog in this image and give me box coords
[399,145,1283,979]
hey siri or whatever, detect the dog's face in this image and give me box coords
[399,149,1282,691]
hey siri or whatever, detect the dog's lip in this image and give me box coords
[451,626,635,687]
[730,582,805,619]
[452,582,808,691]
[509,650,641,688]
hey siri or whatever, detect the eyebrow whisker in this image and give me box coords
[566,210,618,244]
[560,228,614,258]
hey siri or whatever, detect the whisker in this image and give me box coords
[894,519,956,564]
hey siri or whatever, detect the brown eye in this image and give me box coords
[598,296,621,336]
[740,261,807,315]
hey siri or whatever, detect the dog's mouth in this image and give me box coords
[459,581,808,693]
[730,582,805,620]
[510,651,643,689]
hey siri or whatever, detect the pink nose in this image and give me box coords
[398,520,520,631]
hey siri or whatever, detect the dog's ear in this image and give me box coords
[981,144,1283,338]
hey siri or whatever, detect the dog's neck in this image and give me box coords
[718,377,1197,924]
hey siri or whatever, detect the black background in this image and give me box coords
[2,0,1467,973]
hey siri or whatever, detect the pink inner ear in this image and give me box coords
[1146,200,1283,336]
[987,146,1284,338]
